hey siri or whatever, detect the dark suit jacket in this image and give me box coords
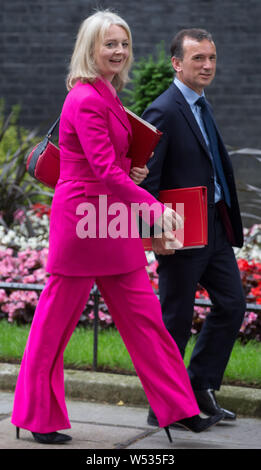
[141,83,243,248]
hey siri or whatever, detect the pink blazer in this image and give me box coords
[46,79,164,277]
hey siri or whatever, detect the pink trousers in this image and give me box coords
[11,267,199,432]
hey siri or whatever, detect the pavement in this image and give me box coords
[0,363,261,452]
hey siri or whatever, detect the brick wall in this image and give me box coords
[1,0,261,148]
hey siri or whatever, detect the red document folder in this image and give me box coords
[142,186,208,250]
[124,107,163,167]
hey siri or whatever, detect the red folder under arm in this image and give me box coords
[124,107,163,168]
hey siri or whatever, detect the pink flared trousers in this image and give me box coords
[11,267,199,432]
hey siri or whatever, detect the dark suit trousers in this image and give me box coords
[157,205,246,391]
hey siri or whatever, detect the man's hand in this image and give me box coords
[151,231,183,255]
[130,165,149,185]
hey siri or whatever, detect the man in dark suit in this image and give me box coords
[141,29,246,424]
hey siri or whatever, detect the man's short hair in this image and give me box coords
[170,28,213,59]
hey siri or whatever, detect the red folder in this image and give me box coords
[124,107,163,168]
[142,186,208,250]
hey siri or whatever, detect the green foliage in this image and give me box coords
[0,99,53,227]
[0,101,22,163]
[122,42,174,116]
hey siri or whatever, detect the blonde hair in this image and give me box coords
[66,10,133,92]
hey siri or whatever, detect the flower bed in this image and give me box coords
[0,204,261,341]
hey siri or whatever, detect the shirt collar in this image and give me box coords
[174,77,205,106]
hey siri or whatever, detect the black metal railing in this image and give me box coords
[0,281,261,371]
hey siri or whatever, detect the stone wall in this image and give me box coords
[1,0,261,148]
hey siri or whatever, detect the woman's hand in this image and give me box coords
[162,206,184,232]
[151,231,183,255]
[130,165,149,185]
[152,206,184,255]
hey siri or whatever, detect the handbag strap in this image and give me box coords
[47,116,60,139]
[27,116,60,178]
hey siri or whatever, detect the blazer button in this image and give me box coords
[210,176,215,182]
[209,203,214,208]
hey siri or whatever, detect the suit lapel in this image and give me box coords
[171,84,212,162]
[91,79,132,134]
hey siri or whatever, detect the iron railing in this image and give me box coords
[0,281,261,371]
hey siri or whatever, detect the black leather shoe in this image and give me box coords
[193,389,236,420]
[32,431,72,444]
[147,406,224,432]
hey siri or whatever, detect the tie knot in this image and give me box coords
[196,96,207,109]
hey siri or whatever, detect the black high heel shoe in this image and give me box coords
[175,412,224,433]
[164,426,172,443]
[148,407,224,434]
[16,427,72,444]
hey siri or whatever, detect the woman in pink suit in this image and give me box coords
[12,10,223,444]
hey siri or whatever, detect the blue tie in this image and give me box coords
[196,96,231,207]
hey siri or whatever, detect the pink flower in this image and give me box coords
[0,289,8,303]
[23,275,36,283]
[98,310,112,324]
[88,312,94,320]
[9,291,22,301]
[247,312,258,323]
[33,268,48,283]
[240,311,258,334]
[13,209,26,223]
[87,310,113,325]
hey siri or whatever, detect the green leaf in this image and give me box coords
[122,41,174,116]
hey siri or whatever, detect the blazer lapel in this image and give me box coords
[91,79,132,134]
